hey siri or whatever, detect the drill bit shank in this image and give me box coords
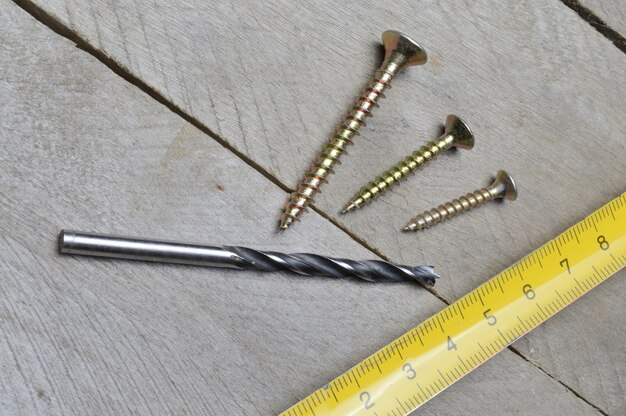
[59,230,438,285]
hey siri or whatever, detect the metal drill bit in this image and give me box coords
[342,115,474,213]
[404,170,518,231]
[59,230,438,285]
[279,30,427,231]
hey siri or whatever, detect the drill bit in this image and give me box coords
[59,230,439,285]
[279,30,427,230]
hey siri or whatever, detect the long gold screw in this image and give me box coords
[278,30,428,230]
[404,170,518,231]
[342,115,474,213]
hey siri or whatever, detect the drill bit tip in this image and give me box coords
[59,230,439,285]
[409,265,439,286]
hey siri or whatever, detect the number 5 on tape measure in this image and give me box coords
[281,193,626,416]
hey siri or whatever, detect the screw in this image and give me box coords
[278,30,427,230]
[404,170,518,231]
[342,115,474,213]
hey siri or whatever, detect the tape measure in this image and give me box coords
[281,193,626,416]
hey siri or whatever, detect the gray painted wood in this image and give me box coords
[579,0,626,35]
[23,0,626,413]
[513,272,626,415]
[1,1,623,415]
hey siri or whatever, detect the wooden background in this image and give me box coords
[1,0,624,414]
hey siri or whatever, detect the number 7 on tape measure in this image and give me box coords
[281,193,626,416]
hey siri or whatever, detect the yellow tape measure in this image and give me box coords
[281,193,626,416]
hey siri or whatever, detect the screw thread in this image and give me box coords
[280,67,396,229]
[405,187,495,231]
[343,137,453,212]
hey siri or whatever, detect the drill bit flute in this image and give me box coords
[59,230,438,285]
[279,30,427,230]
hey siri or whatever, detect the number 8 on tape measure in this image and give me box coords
[281,193,626,416]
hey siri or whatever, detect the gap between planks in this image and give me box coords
[8,0,424,289]
[9,0,620,414]
[507,346,610,416]
[560,0,626,52]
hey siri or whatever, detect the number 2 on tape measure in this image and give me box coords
[281,193,626,416]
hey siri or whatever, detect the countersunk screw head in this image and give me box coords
[382,30,428,72]
[445,114,475,150]
[341,114,474,213]
[490,170,518,201]
[279,30,427,230]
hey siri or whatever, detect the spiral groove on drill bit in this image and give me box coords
[59,230,439,285]
[278,30,427,230]
[279,70,394,229]
[343,139,448,213]
[225,246,438,285]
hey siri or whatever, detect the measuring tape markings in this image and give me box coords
[281,193,626,416]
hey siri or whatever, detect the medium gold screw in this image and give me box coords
[278,30,428,230]
[342,115,474,213]
[404,170,518,231]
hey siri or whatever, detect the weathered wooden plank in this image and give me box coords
[1,2,610,415]
[578,0,626,35]
[22,0,626,412]
[513,273,626,415]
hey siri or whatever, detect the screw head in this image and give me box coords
[382,30,427,71]
[491,170,518,201]
[444,115,475,150]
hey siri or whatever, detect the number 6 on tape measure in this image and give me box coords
[281,193,626,416]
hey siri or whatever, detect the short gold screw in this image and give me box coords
[342,115,474,213]
[404,170,518,231]
[278,30,428,230]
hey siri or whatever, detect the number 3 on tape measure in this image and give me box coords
[281,193,626,416]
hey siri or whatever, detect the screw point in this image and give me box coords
[341,115,474,212]
[278,31,426,229]
[403,224,416,232]
[405,171,517,232]
[341,202,357,214]
[278,216,295,231]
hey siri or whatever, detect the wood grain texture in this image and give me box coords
[2,0,624,415]
[22,0,626,413]
[578,0,626,35]
[0,4,449,415]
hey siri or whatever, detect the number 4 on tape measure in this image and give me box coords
[281,193,626,416]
